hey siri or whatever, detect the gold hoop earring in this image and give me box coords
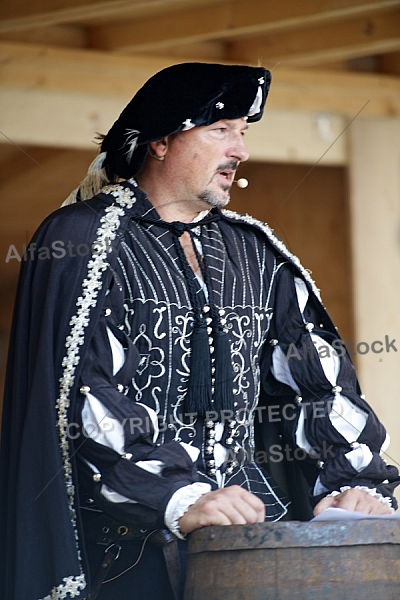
[149,149,165,161]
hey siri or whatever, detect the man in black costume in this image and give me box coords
[1,63,398,600]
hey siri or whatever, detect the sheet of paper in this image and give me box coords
[312,507,400,521]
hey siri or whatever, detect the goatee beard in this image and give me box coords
[198,188,231,208]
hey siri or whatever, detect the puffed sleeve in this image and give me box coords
[74,284,204,530]
[260,262,399,510]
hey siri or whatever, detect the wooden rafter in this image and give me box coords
[1,41,400,155]
[0,0,215,32]
[229,10,400,66]
[86,0,400,53]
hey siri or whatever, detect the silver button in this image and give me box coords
[122,453,133,460]
[226,460,238,475]
[270,339,278,346]
[93,473,101,482]
[332,385,342,393]
[216,102,224,109]
[305,322,314,332]
[80,385,91,395]
[104,308,112,316]
[295,395,302,406]
[317,460,324,469]
[117,383,124,393]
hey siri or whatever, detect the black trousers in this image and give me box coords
[84,537,187,600]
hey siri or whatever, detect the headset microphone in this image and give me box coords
[234,178,249,188]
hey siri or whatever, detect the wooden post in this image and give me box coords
[349,118,400,502]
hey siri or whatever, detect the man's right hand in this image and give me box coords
[178,485,265,534]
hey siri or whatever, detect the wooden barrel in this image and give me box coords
[184,520,400,599]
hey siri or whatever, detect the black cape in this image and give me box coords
[1,181,397,599]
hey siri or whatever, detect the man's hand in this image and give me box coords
[178,485,265,534]
[313,487,392,517]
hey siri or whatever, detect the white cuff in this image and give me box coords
[326,485,394,512]
[164,482,211,540]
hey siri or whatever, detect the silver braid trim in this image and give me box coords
[222,209,322,302]
[43,574,86,600]
[53,185,136,599]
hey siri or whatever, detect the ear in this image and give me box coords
[149,137,169,160]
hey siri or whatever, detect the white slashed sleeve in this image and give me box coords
[81,326,211,531]
[271,277,391,503]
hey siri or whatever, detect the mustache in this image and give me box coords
[216,161,239,173]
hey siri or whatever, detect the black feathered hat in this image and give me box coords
[101,62,271,181]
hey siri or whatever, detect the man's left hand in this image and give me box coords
[313,487,392,516]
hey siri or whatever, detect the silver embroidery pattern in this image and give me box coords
[43,574,86,600]
[53,184,136,600]
[222,209,322,301]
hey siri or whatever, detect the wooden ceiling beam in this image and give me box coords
[0,42,177,96]
[87,0,400,52]
[1,42,399,123]
[229,10,400,67]
[0,25,88,48]
[3,1,398,36]
[0,0,206,32]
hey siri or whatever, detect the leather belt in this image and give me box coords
[82,509,182,600]
[82,508,150,546]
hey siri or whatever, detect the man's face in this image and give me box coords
[165,118,250,210]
